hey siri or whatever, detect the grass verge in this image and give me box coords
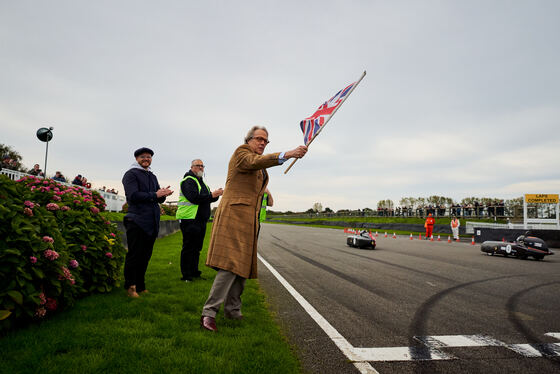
[0,226,301,374]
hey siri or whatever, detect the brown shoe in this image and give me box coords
[127,286,139,298]
[200,316,217,332]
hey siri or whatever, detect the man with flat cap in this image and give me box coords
[122,147,173,298]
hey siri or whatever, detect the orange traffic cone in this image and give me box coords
[471,236,475,245]
[502,237,505,242]
[384,232,388,238]
[419,233,422,240]
[410,233,413,240]
[437,235,441,241]
[392,232,396,239]
[375,231,378,237]
[447,236,451,243]
[430,235,434,241]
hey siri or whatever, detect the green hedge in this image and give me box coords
[0,175,126,332]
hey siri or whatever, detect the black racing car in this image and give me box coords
[481,233,554,260]
[347,230,376,249]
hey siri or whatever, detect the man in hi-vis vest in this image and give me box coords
[176,159,223,282]
[259,188,274,222]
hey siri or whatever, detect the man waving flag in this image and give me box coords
[285,71,366,174]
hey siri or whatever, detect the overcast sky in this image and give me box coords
[2,1,559,211]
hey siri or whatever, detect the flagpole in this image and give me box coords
[284,70,366,174]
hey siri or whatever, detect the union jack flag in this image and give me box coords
[300,81,356,145]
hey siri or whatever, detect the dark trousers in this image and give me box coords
[180,220,207,279]
[124,219,157,292]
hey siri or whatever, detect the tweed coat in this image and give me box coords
[206,144,281,278]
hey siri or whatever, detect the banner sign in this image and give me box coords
[524,194,559,204]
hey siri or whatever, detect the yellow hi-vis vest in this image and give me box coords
[259,193,268,222]
[175,176,210,220]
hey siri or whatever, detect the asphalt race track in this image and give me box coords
[256,224,560,374]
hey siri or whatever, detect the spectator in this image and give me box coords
[28,164,44,177]
[72,175,83,186]
[52,171,67,183]
[122,147,173,298]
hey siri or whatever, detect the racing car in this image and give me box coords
[480,232,554,260]
[346,229,376,249]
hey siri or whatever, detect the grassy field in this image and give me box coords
[0,227,301,374]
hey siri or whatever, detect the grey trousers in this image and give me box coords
[202,269,246,318]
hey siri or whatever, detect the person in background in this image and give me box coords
[72,175,83,186]
[122,147,173,298]
[259,188,273,222]
[450,215,460,241]
[29,164,44,177]
[424,213,435,239]
[53,171,66,183]
[176,159,223,282]
[200,126,307,332]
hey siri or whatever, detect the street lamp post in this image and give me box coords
[36,127,54,178]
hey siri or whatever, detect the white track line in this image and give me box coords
[257,254,380,374]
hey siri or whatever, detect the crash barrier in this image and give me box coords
[271,220,466,236]
[474,227,560,248]
[113,220,180,248]
[1,168,125,212]
[466,221,560,234]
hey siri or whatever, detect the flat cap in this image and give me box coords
[134,147,154,157]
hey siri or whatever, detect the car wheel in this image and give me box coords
[534,255,544,261]
[486,252,493,256]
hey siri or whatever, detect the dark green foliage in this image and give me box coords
[0,175,126,331]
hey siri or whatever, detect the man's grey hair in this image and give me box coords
[191,159,202,167]
[244,126,268,144]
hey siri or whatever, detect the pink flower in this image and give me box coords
[43,181,49,185]
[105,252,113,258]
[42,236,54,243]
[52,195,61,201]
[59,266,75,284]
[46,203,60,211]
[39,292,47,305]
[43,249,59,261]
[73,200,81,204]
[80,245,87,252]
[110,232,116,238]
[45,298,57,311]
[24,200,35,208]
[90,207,100,214]
[23,207,34,216]
[30,186,36,190]
[69,259,79,269]
[61,206,70,211]
[30,256,38,264]
[35,307,47,318]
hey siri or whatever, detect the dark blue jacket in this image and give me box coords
[122,164,166,236]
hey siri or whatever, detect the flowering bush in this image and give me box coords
[0,175,125,331]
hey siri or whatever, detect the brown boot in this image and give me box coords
[127,285,139,298]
